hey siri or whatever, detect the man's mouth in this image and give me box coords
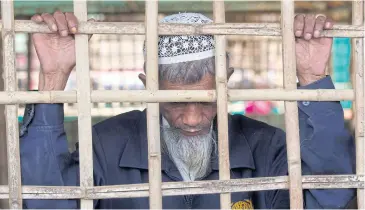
[179,128,209,136]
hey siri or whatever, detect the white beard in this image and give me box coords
[161,117,216,181]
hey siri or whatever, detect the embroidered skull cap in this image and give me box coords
[143,13,215,65]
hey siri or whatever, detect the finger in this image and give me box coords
[41,13,57,32]
[314,14,326,38]
[303,14,316,40]
[53,11,69,36]
[324,17,334,29]
[65,12,78,34]
[294,14,305,37]
[31,14,43,23]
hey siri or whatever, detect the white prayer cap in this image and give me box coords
[143,13,215,65]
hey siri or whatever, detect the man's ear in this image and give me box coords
[227,67,235,80]
[138,73,146,87]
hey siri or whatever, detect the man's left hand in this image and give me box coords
[294,14,333,86]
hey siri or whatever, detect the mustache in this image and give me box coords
[161,124,211,132]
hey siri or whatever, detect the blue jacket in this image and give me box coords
[20,76,355,209]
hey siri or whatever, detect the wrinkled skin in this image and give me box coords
[30,11,94,90]
[294,14,333,86]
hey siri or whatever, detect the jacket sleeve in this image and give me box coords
[267,76,356,209]
[20,104,107,209]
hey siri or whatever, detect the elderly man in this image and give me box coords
[20,12,355,209]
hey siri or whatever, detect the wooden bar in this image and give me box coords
[73,1,94,209]
[363,1,365,208]
[0,175,363,200]
[1,0,22,208]
[5,20,364,37]
[228,89,355,101]
[145,1,162,209]
[213,1,231,209]
[352,1,364,208]
[0,89,356,104]
[281,0,303,209]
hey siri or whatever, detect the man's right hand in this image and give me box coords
[31,11,93,91]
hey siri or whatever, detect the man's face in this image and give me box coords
[159,74,217,137]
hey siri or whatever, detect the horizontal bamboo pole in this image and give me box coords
[0,89,355,104]
[228,89,354,101]
[3,20,363,37]
[0,175,362,200]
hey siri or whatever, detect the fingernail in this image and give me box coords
[71,27,77,34]
[37,16,42,21]
[325,22,331,28]
[295,31,302,37]
[61,30,68,37]
[314,30,320,37]
[304,33,312,40]
[52,24,57,31]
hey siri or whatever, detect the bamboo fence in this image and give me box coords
[0,0,363,209]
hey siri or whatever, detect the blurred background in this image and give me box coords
[0,1,356,207]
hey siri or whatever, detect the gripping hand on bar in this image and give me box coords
[294,14,333,86]
[18,12,356,209]
[31,11,94,91]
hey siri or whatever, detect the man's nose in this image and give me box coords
[182,104,203,128]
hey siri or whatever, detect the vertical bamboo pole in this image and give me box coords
[0,33,9,209]
[1,0,22,208]
[281,0,303,209]
[145,1,162,209]
[363,1,365,208]
[213,1,231,209]
[73,1,94,209]
[352,1,364,208]
[0,40,9,209]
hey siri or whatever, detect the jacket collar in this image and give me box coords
[119,110,256,171]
